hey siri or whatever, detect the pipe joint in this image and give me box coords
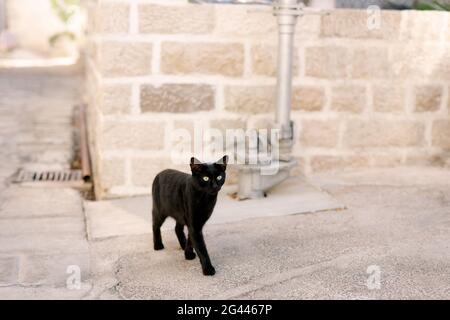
[273,0,303,17]
[273,1,332,18]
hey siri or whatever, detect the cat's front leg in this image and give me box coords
[189,228,215,276]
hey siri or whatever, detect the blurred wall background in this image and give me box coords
[7,0,64,53]
[1,0,83,58]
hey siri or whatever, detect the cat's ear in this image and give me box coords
[215,155,228,171]
[190,157,203,173]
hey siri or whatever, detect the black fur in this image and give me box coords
[151,155,228,276]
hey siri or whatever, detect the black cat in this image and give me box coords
[151,155,228,276]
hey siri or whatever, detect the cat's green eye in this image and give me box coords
[202,176,209,182]
[217,175,222,181]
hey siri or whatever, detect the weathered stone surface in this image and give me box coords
[20,253,90,287]
[310,155,370,172]
[0,256,19,286]
[139,4,213,34]
[99,158,126,190]
[210,118,247,133]
[173,120,195,137]
[414,85,443,113]
[98,84,132,115]
[331,85,366,113]
[131,158,162,188]
[95,2,129,34]
[432,49,450,81]
[1,217,85,236]
[373,85,405,113]
[169,120,204,154]
[0,187,83,218]
[295,15,321,41]
[251,45,298,77]
[305,46,350,79]
[432,120,450,148]
[85,64,98,105]
[251,45,277,77]
[448,18,450,42]
[224,86,275,114]
[161,42,244,77]
[85,1,96,34]
[131,157,186,187]
[225,164,239,186]
[85,41,97,68]
[404,154,442,166]
[0,212,88,255]
[292,86,326,112]
[344,120,425,148]
[371,155,404,167]
[300,119,340,148]
[0,285,92,300]
[290,157,306,177]
[208,118,248,153]
[390,45,450,80]
[246,116,273,130]
[351,47,389,79]
[214,5,277,37]
[100,121,165,150]
[402,10,447,41]
[0,234,89,255]
[321,9,400,39]
[141,84,214,113]
[97,41,152,77]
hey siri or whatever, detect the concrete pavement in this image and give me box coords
[89,168,450,299]
[0,70,91,299]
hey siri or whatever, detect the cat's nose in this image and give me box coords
[212,182,220,191]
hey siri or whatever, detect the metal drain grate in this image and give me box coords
[13,169,89,189]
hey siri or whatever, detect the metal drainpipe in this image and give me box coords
[273,1,329,145]
[236,0,300,200]
[236,1,329,199]
[273,0,300,163]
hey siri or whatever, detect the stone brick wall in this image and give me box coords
[85,0,450,199]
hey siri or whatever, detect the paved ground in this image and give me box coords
[91,170,450,300]
[0,69,92,299]
[0,69,449,299]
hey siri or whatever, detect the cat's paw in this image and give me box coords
[202,265,216,276]
[185,251,196,260]
[154,243,164,251]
